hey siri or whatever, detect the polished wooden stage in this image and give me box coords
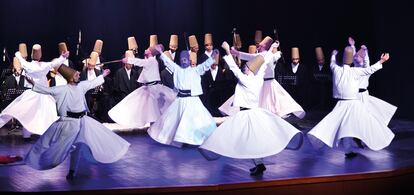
[0,112,413,194]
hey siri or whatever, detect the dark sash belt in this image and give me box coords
[66,111,87,118]
[240,107,251,111]
[177,89,192,97]
[144,81,161,86]
[359,88,367,93]
[264,77,274,81]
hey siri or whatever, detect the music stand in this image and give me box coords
[2,88,26,134]
[0,69,12,83]
[278,75,297,86]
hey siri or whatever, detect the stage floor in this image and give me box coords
[1,112,414,193]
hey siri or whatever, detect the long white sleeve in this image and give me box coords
[159,53,180,73]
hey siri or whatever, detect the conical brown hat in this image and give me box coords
[93,39,103,54]
[343,46,354,65]
[169,35,178,47]
[150,35,158,47]
[246,55,264,74]
[19,43,28,58]
[31,44,42,61]
[315,47,324,60]
[58,64,77,82]
[204,33,213,45]
[291,47,300,59]
[189,35,198,48]
[128,37,138,50]
[58,42,68,54]
[248,45,257,54]
[254,30,263,44]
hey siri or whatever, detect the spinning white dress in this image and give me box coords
[108,57,176,128]
[200,54,302,159]
[219,51,305,118]
[308,55,394,151]
[147,53,217,146]
[354,49,397,125]
[0,52,65,135]
[25,75,130,170]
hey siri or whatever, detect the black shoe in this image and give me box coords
[66,170,75,180]
[23,137,31,143]
[345,152,358,159]
[353,138,364,149]
[249,166,257,172]
[250,164,266,176]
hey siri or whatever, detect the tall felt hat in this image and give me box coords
[190,51,197,65]
[128,36,138,50]
[254,30,263,44]
[13,57,21,70]
[31,44,42,61]
[233,34,242,49]
[93,39,103,54]
[88,51,99,66]
[259,36,273,50]
[169,34,178,47]
[315,47,324,60]
[125,50,134,59]
[149,35,158,47]
[58,64,77,82]
[204,33,213,45]
[58,42,68,54]
[248,45,257,54]
[189,35,198,48]
[291,47,300,59]
[343,46,354,65]
[19,43,28,58]
[246,55,264,74]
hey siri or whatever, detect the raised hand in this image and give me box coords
[230,46,239,57]
[348,37,355,46]
[271,41,280,49]
[154,44,164,54]
[221,41,230,55]
[211,49,220,59]
[379,53,390,64]
[62,51,70,58]
[360,45,367,50]
[332,50,338,56]
[102,69,111,77]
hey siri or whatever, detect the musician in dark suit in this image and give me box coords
[201,58,237,117]
[2,58,26,109]
[160,34,180,89]
[80,52,103,120]
[310,47,333,111]
[284,47,311,110]
[113,58,140,103]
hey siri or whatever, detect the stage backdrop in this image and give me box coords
[0,0,413,120]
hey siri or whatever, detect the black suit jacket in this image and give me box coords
[283,63,311,110]
[80,68,102,81]
[4,74,25,90]
[201,62,237,117]
[310,64,333,110]
[113,67,140,102]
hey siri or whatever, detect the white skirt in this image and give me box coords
[200,108,303,159]
[219,80,306,119]
[259,79,306,119]
[308,99,395,151]
[25,116,130,170]
[108,84,176,128]
[148,96,217,146]
[359,90,397,125]
[0,90,58,135]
